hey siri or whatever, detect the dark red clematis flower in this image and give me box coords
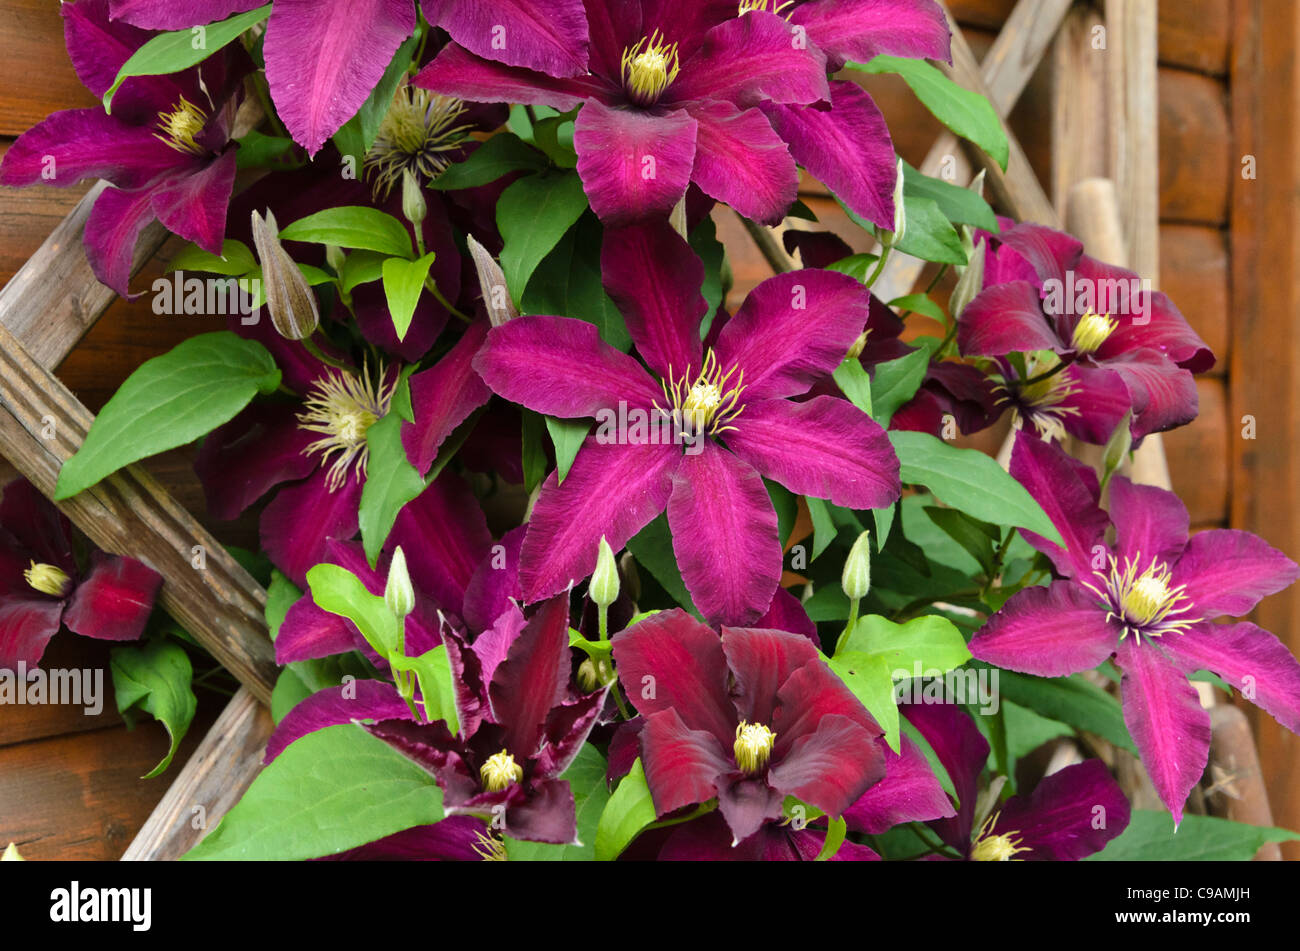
[0,479,162,671]
[611,609,885,845]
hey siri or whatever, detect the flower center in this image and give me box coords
[1070,311,1118,355]
[297,361,395,492]
[24,561,69,598]
[1084,553,1198,641]
[656,349,746,438]
[970,813,1030,861]
[480,750,523,792]
[365,86,472,200]
[999,355,1079,444]
[622,31,680,106]
[733,720,776,774]
[155,96,208,155]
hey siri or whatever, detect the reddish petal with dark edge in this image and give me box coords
[715,774,785,845]
[574,100,698,225]
[844,735,957,834]
[319,816,486,861]
[769,713,884,819]
[767,659,882,760]
[62,553,161,642]
[992,758,1131,860]
[720,625,821,727]
[503,777,578,845]
[414,43,611,110]
[790,0,951,69]
[671,11,829,109]
[1008,431,1110,580]
[902,701,989,851]
[462,525,525,635]
[0,598,65,671]
[640,707,732,817]
[754,586,820,648]
[1108,477,1190,571]
[274,596,359,666]
[684,101,796,227]
[259,469,363,589]
[488,595,571,757]
[149,149,238,254]
[83,184,160,298]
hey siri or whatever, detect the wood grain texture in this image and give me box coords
[1158,69,1231,225]
[1207,704,1282,860]
[122,688,272,860]
[1160,223,1229,371]
[1158,0,1231,76]
[0,0,98,138]
[1106,0,1160,281]
[0,633,123,748]
[1163,376,1229,525]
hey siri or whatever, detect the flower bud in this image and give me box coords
[466,233,519,327]
[590,536,620,608]
[2,842,24,861]
[385,546,415,619]
[250,208,320,341]
[325,244,346,275]
[1102,410,1134,481]
[890,158,907,243]
[842,530,872,601]
[950,238,986,320]
[845,329,870,361]
[401,167,427,229]
[576,656,613,693]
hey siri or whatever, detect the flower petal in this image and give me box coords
[403,321,492,475]
[640,707,733,817]
[265,679,411,763]
[958,282,1060,356]
[422,0,590,76]
[768,713,884,819]
[684,100,796,226]
[1108,476,1189,573]
[574,99,698,225]
[462,525,525,635]
[259,469,363,588]
[194,403,319,521]
[716,775,785,844]
[724,396,901,509]
[1170,530,1300,620]
[319,816,486,861]
[667,443,782,626]
[754,585,819,647]
[901,701,988,851]
[109,0,260,29]
[720,625,821,726]
[1008,431,1110,580]
[995,222,1084,287]
[502,777,578,844]
[62,553,161,642]
[0,108,187,190]
[83,184,159,298]
[790,0,951,69]
[1103,348,1199,438]
[714,267,873,400]
[391,471,493,618]
[0,598,65,671]
[149,150,237,254]
[487,595,571,758]
[414,42,608,109]
[843,735,956,834]
[992,758,1130,860]
[768,658,882,760]
[274,595,358,665]
[970,580,1118,677]
[672,11,829,108]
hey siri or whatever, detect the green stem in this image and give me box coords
[645,801,718,831]
[598,603,609,642]
[844,595,861,641]
[865,241,893,288]
[1020,354,1075,388]
[424,276,473,323]
[609,680,633,720]
[301,334,352,372]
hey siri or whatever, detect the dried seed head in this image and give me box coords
[251,209,320,341]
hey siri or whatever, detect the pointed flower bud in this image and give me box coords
[325,244,346,275]
[401,167,427,229]
[590,536,620,608]
[466,233,519,327]
[950,238,986,320]
[385,546,415,620]
[890,158,907,242]
[842,530,872,601]
[251,208,320,341]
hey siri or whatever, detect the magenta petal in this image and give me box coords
[1053,364,1133,445]
[725,396,900,509]
[260,470,363,588]
[463,526,525,634]
[474,315,662,418]
[684,100,796,227]
[760,81,896,228]
[995,222,1084,287]
[1116,639,1211,826]
[843,735,956,834]
[958,282,1060,356]
[264,0,416,155]
[403,321,491,475]
[1108,477,1189,571]
[275,596,358,665]
[574,100,698,225]
[422,0,590,77]
[1163,621,1300,733]
[640,707,733,817]
[149,150,237,253]
[194,404,319,521]
[754,585,819,646]
[1096,288,1215,374]
[1171,530,1300,620]
[970,580,1117,677]
[768,713,883,818]
[391,471,493,617]
[265,679,412,763]
[0,108,186,190]
[600,220,705,380]
[62,553,161,642]
[519,437,677,603]
[71,0,191,118]
[720,625,820,726]
[414,43,607,109]
[1104,349,1199,438]
[487,595,570,757]
[993,758,1130,860]
[0,598,65,671]
[320,816,485,861]
[1009,431,1110,580]
[611,608,737,739]
[667,444,782,627]
[901,701,987,849]
[672,11,829,109]
[715,268,873,400]
[791,0,951,69]
[83,184,158,298]
[110,0,261,29]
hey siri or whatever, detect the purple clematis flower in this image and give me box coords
[896,701,1130,860]
[0,0,249,297]
[957,222,1214,441]
[268,594,607,845]
[970,433,1300,824]
[611,610,886,846]
[415,0,949,226]
[473,221,900,625]
[110,0,591,155]
[0,478,162,671]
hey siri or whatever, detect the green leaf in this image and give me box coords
[521,409,548,493]
[265,570,301,642]
[104,6,271,110]
[689,216,726,338]
[816,816,848,860]
[595,758,657,861]
[433,132,548,190]
[828,650,901,750]
[235,130,296,171]
[55,333,280,499]
[627,514,700,618]
[842,614,972,677]
[901,161,999,232]
[889,430,1065,545]
[183,725,444,860]
[768,480,798,549]
[894,195,967,266]
[168,239,256,276]
[388,646,460,735]
[505,745,610,860]
[805,496,837,561]
[854,56,1010,169]
[332,34,416,161]
[1086,811,1300,861]
[827,253,879,284]
[381,253,436,340]
[358,414,424,567]
[522,214,631,350]
[280,206,413,258]
[992,668,1135,753]
[305,563,399,656]
[498,171,589,304]
[546,416,589,485]
[1003,699,1073,771]
[110,640,197,778]
[340,250,387,293]
[833,358,873,416]
[923,506,999,577]
[873,501,896,547]
[870,347,931,426]
[888,292,948,325]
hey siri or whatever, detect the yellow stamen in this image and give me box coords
[24,561,69,598]
[1081,553,1197,641]
[155,96,208,155]
[471,830,508,861]
[733,720,776,774]
[297,360,396,492]
[1071,311,1118,354]
[997,354,1080,444]
[621,31,680,106]
[654,349,747,439]
[480,750,523,792]
[738,0,795,14]
[365,86,473,200]
[970,812,1031,861]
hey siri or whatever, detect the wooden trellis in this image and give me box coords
[0,0,1277,859]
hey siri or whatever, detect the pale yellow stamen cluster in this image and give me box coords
[365,86,473,199]
[1082,552,1198,642]
[655,349,747,437]
[970,812,1031,861]
[996,355,1080,444]
[622,32,681,106]
[24,561,69,598]
[155,95,208,155]
[1071,311,1118,355]
[733,720,777,775]
[738,0,795,15]
[480,750,524,792]
[297,360,396,492]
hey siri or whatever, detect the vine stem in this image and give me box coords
[737,214,796,274]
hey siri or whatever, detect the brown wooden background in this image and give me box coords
[1,0,1296,858]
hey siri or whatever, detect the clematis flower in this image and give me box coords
[0,479,162,671]
[415,0,949,226]
[267,595,607,845]
[110,0,591,155]
[473,221,900,625]
[957,222,1214,440]
[970,433,1300,823]
[0,0,249,296]
[611,610,886,845]
[892,701,1130,860]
